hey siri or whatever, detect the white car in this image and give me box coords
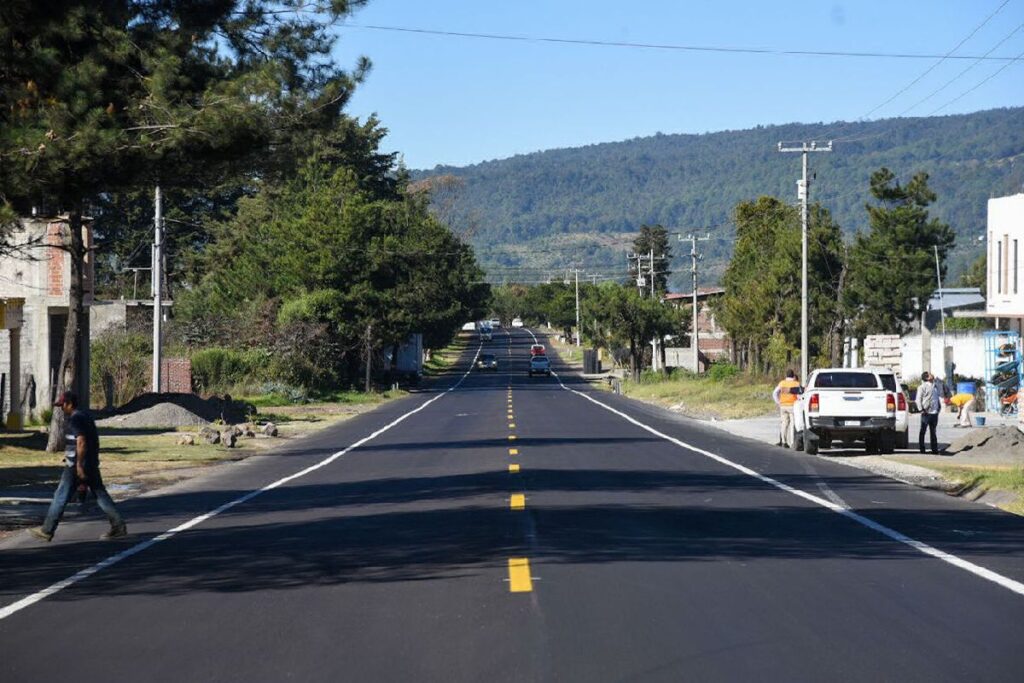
[511,317,524,328]
[792,368,898,455]
[869,368,910,449]
[489,318,502,328]
[528,356,551,377]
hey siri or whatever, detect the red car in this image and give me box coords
[530,344,546,356]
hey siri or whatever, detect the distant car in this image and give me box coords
[461,321,477,331]
[489,318,502,328]
[528,356,551,377]
[511,318,524,328]
[476,353,498,371]
[480,329,492,341]
[530,344,546,356]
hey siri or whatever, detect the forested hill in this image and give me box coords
[413,107,1024,291]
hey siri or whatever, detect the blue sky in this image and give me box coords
[331,1,1024,169]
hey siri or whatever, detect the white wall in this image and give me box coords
[987,193,1024,317]
[900,330,987,380]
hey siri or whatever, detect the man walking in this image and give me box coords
[916,372,941,454]
[773,369,801,448]
[30,391,126,542]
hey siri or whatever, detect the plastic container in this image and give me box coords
[957,381,976,396]
[975,416,986,427]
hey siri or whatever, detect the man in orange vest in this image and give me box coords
[773,369,800,447]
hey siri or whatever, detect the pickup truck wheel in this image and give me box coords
[879,430,896,454]
[792,429,804,452]
[896,430,908,449]
[804,435,819,455]
[864,435,879,454]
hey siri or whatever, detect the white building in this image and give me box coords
[987,192,1024,330]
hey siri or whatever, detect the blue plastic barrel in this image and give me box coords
[957,381,976,395]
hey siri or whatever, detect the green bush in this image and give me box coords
[91,329,151,407]
[191,347,270,393]
[708,362,740,382]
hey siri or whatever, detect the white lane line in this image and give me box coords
[521,328,1024,598]
[0,344,483,621]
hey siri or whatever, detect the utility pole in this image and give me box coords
[778,140,832,383]
[152,185,163,393]
[565,268,583,347]
[934,244,948,380]
[682,233,711,373]
[627,252,647,295]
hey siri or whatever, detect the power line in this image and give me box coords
[900,20,1024,115]
[858,0,1012,121]
[931,43,1024,114]
[345,23,1024,61]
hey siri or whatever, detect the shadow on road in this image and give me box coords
[4,464,1024,601]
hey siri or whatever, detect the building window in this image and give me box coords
[998,241,1003,294]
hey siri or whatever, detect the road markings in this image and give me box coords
[509,464,521,473]
[0,345,487,622]
[508,422,516,429]
[508,435,517,441]
[553,370,1024,598]
[515,326,1024,600]
[509,448,519,455]
[510,493,526,509]
[508,558,533,592]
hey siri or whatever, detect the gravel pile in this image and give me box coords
[107,393,252,424]
[97,402,209,429]
[949,425,1024,457]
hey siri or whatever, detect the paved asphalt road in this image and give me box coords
[3,328,1024,681]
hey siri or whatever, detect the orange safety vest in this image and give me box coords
[777,378,800,407]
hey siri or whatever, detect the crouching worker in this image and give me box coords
[950,391,976,428]
[773,370,801,448]
[30,391,126,542]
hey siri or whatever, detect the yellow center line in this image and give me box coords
[508,435,517,441]
[508,558,533,592]
[508,423,516,429]
[508,463,520,473]
[508,448,518,455]
[510,493,526,510]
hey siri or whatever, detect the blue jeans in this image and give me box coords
[919,412,939,453]
[42,466,124,535]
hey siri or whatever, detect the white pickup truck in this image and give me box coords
[792,368,899,455]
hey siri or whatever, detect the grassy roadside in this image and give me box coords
[424,332,472,375]
[925,464,1024,515]
[0,390,404,497]
[621,372,776,420]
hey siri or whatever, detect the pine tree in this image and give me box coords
[843,168,955,336]
[0,1,368,449]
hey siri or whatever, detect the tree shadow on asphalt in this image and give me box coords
[4,466,1024,600]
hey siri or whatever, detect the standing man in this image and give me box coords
[916,372,941,454]
[30,391,126,542]
[773,369,801,448]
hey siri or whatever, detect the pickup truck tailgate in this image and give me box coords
[817,389,889,417]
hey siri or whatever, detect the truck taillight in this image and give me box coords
[897,392,906,411]
[809,393,819,413]
[886,392,896,412]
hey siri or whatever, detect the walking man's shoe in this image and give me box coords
[29,526,53,542]
[100,524,127,540]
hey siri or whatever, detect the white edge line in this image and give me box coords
[523,327,1024,598]
[0,343,483,621]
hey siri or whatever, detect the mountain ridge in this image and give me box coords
[412,108,1024,291]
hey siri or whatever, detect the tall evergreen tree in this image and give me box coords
[843,168,955,336]
[0,0,369,449]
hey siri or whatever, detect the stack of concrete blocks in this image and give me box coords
[864,334,902,375]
